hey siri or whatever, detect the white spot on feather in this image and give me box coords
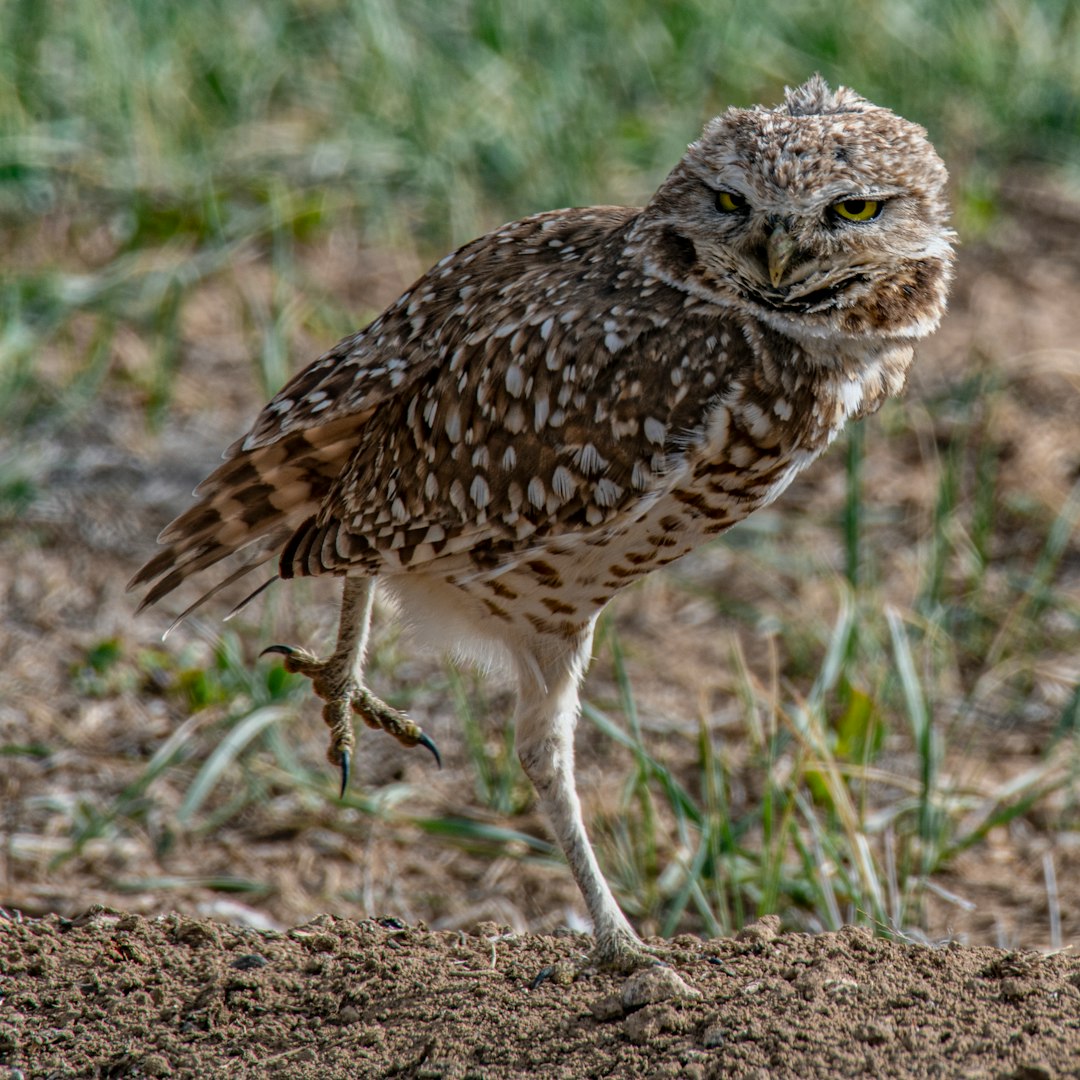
[505,363,525,397]
[505,403,526,433]
[839,378,865,416]
[445,405,462,443]
[533,394,550,431]
[643,417,667,445]
[470,475,491,509]
[707,405,730,447]
[741,402,773,441]
[551,465,575,500]
[728,443,754,468]
[574,443,607,474]
[593,478,622,507]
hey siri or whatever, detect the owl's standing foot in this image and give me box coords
[590,931,666,974]
[530,933,665,991]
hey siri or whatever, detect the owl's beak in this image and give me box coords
[766,223,797,288]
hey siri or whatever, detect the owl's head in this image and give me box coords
[640,76,955,344]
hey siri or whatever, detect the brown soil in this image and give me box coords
[5,908,1080,1079]
[4,177,1080,1077]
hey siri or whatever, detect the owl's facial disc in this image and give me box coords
[638,82,954,339]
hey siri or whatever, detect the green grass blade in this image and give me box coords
[177,705,290,825]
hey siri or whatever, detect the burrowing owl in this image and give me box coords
[132,77,954,967]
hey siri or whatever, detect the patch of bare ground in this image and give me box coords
[4,909,1080,1079]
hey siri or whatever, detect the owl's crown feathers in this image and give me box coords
[779,73,874,117]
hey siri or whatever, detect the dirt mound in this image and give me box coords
[3,907,1078,1079]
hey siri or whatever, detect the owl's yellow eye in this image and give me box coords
[832,198,883,222]
[715,190,748,213]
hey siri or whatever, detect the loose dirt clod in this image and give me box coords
[621,966,701,1010]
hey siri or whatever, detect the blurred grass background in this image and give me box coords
[3,0,1079,239]
[2,0,1079,427]
[3,0,1080,943]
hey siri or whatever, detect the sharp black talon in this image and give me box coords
[259,644,296,659]
[339,748,351,798]
[530,965,555,990]
[417,732,442,769]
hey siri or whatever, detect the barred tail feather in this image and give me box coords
[163,551,281,636]
[129,416,358,618]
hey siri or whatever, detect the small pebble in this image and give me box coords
[734,916,781,944]
[230,953,269,971]
[173,920,218,948]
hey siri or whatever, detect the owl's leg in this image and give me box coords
[262,574,440,796]
[514,623,651,972]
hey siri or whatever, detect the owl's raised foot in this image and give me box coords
[260,644,441,796]
[347,684,442,768]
